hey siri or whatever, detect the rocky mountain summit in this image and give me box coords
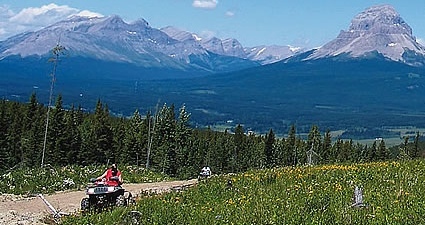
[306,4,425,65]
[1,16,187,65]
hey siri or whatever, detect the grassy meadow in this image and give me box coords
[62,160,425,224]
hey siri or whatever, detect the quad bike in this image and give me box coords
[80,177,133,212]
[197,170,211,181]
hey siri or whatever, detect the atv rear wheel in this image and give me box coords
[81,197,90,211]
[125,192,134,205]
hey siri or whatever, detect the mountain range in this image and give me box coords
[0,14,299,77]
[1,4,425,139]
[1,4,424,76]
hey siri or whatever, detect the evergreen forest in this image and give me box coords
[1,93,423,179]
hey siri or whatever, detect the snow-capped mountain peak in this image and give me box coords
[307,4,425,63]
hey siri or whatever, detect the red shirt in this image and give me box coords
[105,168,122,186]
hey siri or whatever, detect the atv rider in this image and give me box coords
[200,166,211,177]
[97,163,123,186]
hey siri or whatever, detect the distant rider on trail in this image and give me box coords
[199,166,211,180]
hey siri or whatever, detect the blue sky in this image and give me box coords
[1,1,424,48]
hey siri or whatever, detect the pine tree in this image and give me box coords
[242,133,254,171]
[233,124,245,173]
[48,95,67,165]
[397,136,410,160]
[188,129,205,174]
[165,104,177,176]
[203,128,214,169]
[21,93,44,167]
[63,105,82,164]
[123,110,145,165]
[295,139,308,165]
[175,104,192,177]
[351,143,364,163]
[221,129,235,173]
[307,125,322,149]
[145,111,155,169]
[273,138,285,167]
[153,103,177,175]
[307,125,322,164]
[322,129,332,162]
[0,100,9,171]
[413,132,420,158]
[341,139,354,162]
[285,124,297,166]
[333,138,343,163]
[78,116,96,165]
[359,144,368,162]
[244,133,264,169]
[368,141,377,161]
[264,129,275,168]
[255,135,266,169]
[376,140,389,160]
[5,102,24,168]
[79,100,112,165]
[94,101,114,164]
[112,117,127,165]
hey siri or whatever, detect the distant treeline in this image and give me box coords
[0,94,423,178]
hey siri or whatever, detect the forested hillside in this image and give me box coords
[1,94,423,178]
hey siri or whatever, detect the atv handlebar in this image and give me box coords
[89,177,119,183]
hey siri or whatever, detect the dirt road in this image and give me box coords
[0,179,197,224]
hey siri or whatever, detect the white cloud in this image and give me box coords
[0,4,103,40]
[225,11,235,17]
[0,5,14,19]
[192,0,218,9]
[9,4,78,25]
[75,10,103,18]
[0,6,14,38]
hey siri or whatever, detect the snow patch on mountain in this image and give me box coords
[245,45,302,64]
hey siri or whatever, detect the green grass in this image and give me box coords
[62,160,425,224]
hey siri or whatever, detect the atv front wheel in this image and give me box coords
[125,192,134,205]
[115,195,126,207]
